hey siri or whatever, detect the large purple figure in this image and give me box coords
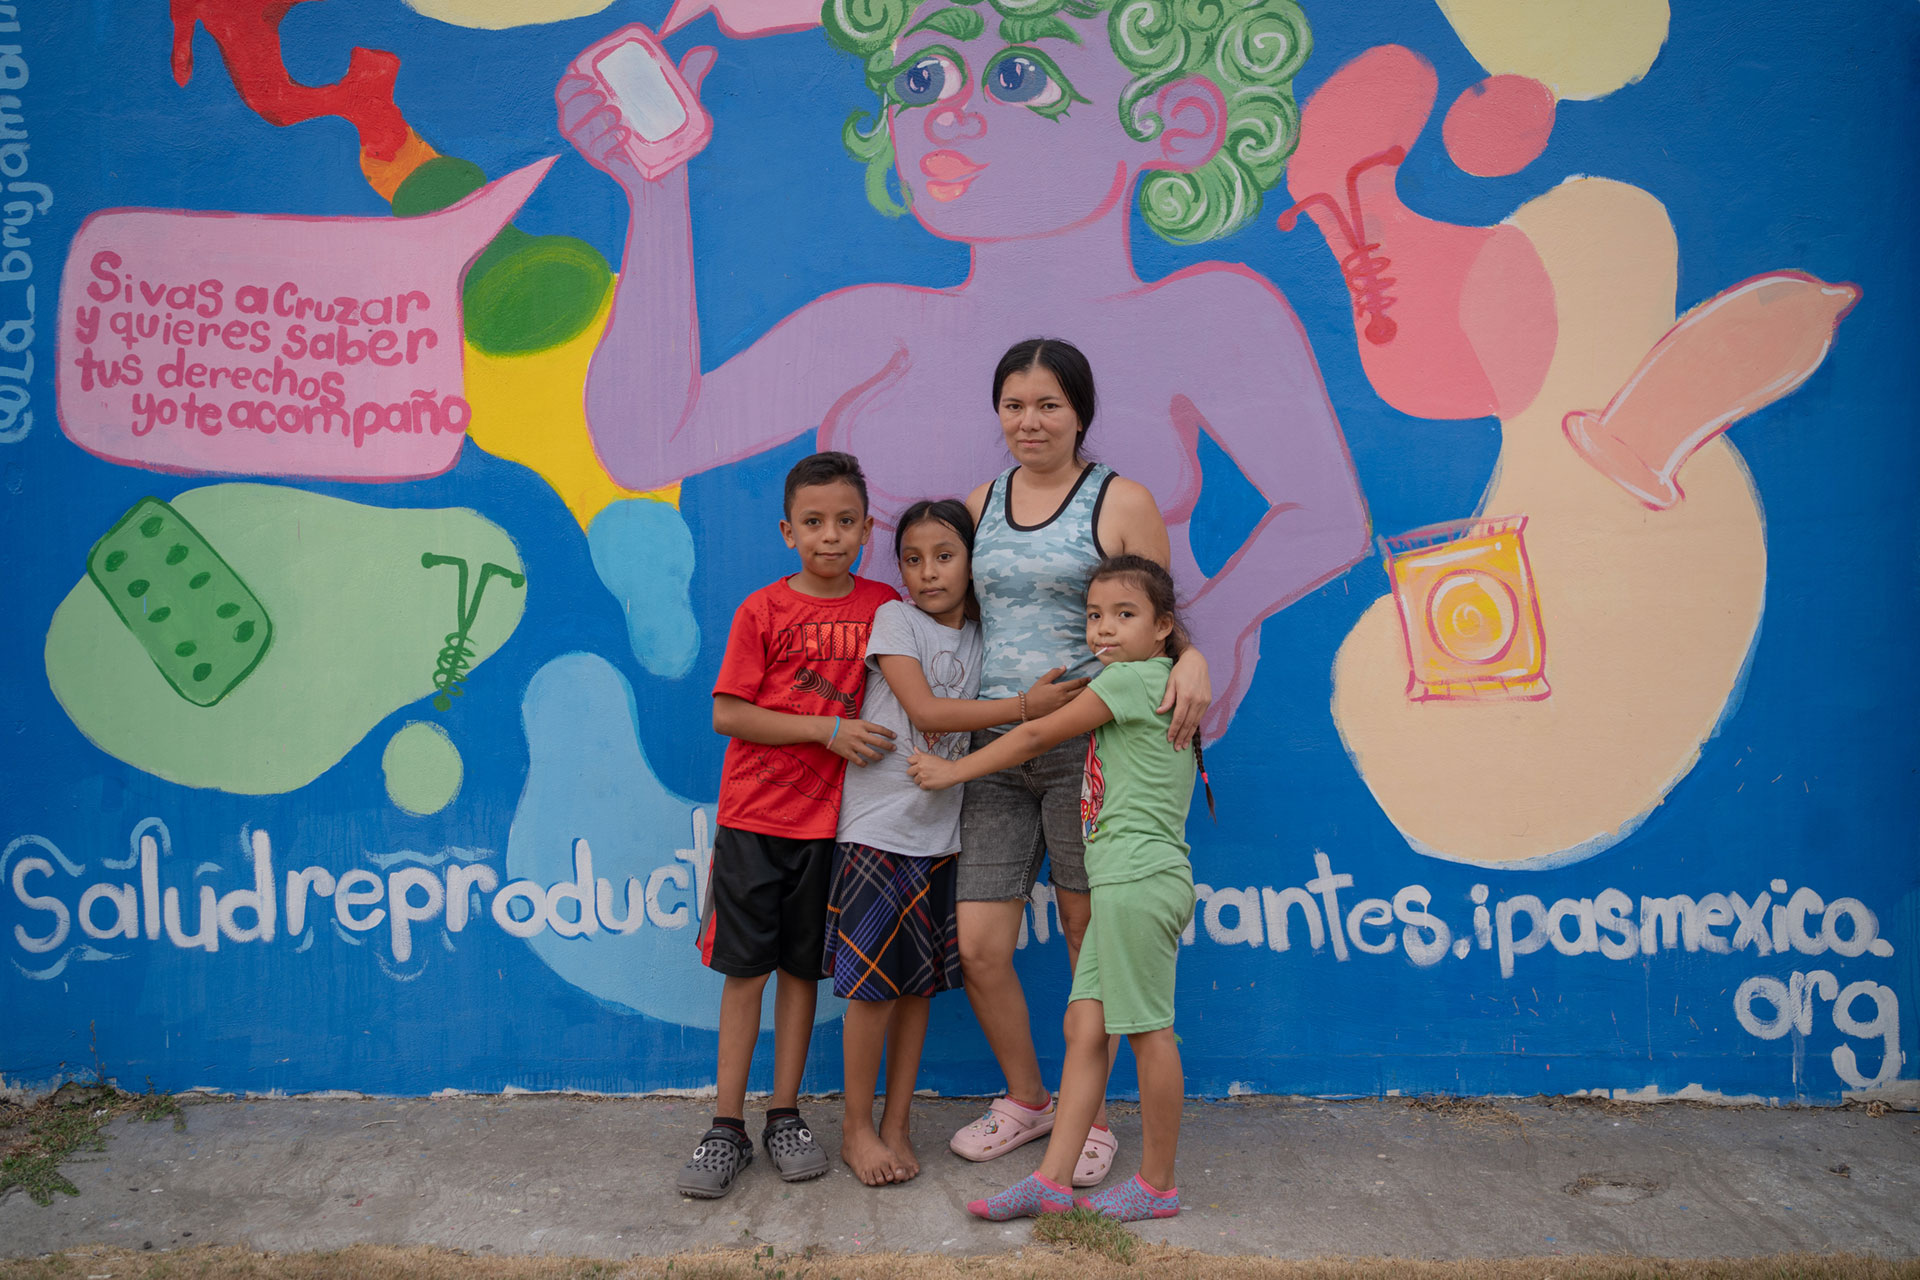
[558,0,1369,737]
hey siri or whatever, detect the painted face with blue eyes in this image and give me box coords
[892,48,1069,116]
[986,53,1062,106]
[882,4,1159,242]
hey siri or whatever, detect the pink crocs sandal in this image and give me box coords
[949,1095,1055,1161]
[1072,1124,1118,1187]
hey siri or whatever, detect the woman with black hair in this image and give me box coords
[945,337,1211,1187]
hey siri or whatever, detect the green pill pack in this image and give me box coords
[87,498,274,707]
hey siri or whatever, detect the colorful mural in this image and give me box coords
[3,0,1914,1106]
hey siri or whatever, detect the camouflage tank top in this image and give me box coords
[973,462,1114,700]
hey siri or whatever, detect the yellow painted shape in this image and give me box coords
[1387,518,1546,699]
[462,284,678,525]
[1332,178,1768,866]
[1434,0,1669,100]
[403,0,616,29]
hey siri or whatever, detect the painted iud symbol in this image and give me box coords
[421,553,526,711]
[1277,146,1408,345]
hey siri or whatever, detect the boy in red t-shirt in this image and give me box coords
[679,451,900,1199]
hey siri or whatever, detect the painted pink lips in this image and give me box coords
[921,149,984,201]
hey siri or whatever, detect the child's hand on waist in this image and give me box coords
[1026,670,1088,720]
[825,716,895,766]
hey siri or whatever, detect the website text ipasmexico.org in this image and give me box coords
[6,821,1903,1088]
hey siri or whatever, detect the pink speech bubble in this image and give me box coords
[57,158,554,482]
[659,0,821,38]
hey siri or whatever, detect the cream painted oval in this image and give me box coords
[1332,179,1767,867]
[1433,0,1669,101]
[403,0,615,29]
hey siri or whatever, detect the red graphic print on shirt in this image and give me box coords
[793,667,856,716]
[1081,735,1106,841]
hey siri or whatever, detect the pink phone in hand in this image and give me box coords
[568,24,712,181]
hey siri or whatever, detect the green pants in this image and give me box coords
[1067,865,1196,1034]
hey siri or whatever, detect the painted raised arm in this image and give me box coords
[558,51,912,491]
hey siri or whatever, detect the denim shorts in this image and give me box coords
[956,728,1090,901]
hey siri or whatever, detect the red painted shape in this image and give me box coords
[1278,147,1408,344]
[169,0,412,161]
[1443,76,1556,178]
[1280,45,1557,422]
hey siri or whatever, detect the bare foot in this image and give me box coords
[880,1125,919,1181]
[842,1126,900,1186]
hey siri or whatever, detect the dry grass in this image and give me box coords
[1541,1096,1657,1120]
[1399,1095,1527,1134]
[2,1246,1918,1280]
[1032,1209,1138,1264]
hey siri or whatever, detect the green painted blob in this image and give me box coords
[462,236,613,356]
[382,721,464,816]
[390,155,612,356]
[389,157,488,217]
[48,484,525,795]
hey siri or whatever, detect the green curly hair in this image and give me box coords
[821,0,1311,244]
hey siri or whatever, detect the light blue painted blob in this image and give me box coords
[587,500,700,679]
[508,652,843,1030]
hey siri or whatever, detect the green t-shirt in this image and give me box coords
[1080,657,1196,887]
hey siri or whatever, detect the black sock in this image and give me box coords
[765,1106,799,1126]
[711,1115,747,1140]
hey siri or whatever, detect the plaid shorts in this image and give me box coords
[822,842,962,1001]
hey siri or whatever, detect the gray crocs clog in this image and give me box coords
[677,1125,753,1198]
[761,1114,829,1182]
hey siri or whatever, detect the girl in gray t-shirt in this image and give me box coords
[823,499,1078,1188]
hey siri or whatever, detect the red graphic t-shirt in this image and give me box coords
[712,575,898,839]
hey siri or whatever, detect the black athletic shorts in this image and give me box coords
[697,825,835,980]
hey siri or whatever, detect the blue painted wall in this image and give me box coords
[4,0,1915,1103]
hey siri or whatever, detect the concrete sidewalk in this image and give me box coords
[2,1094,1916,1261]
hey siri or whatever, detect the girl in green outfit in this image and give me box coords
[907,555,1203,1223]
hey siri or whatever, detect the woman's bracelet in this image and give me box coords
[1018,690,1028,722]
[829,717,841,744]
